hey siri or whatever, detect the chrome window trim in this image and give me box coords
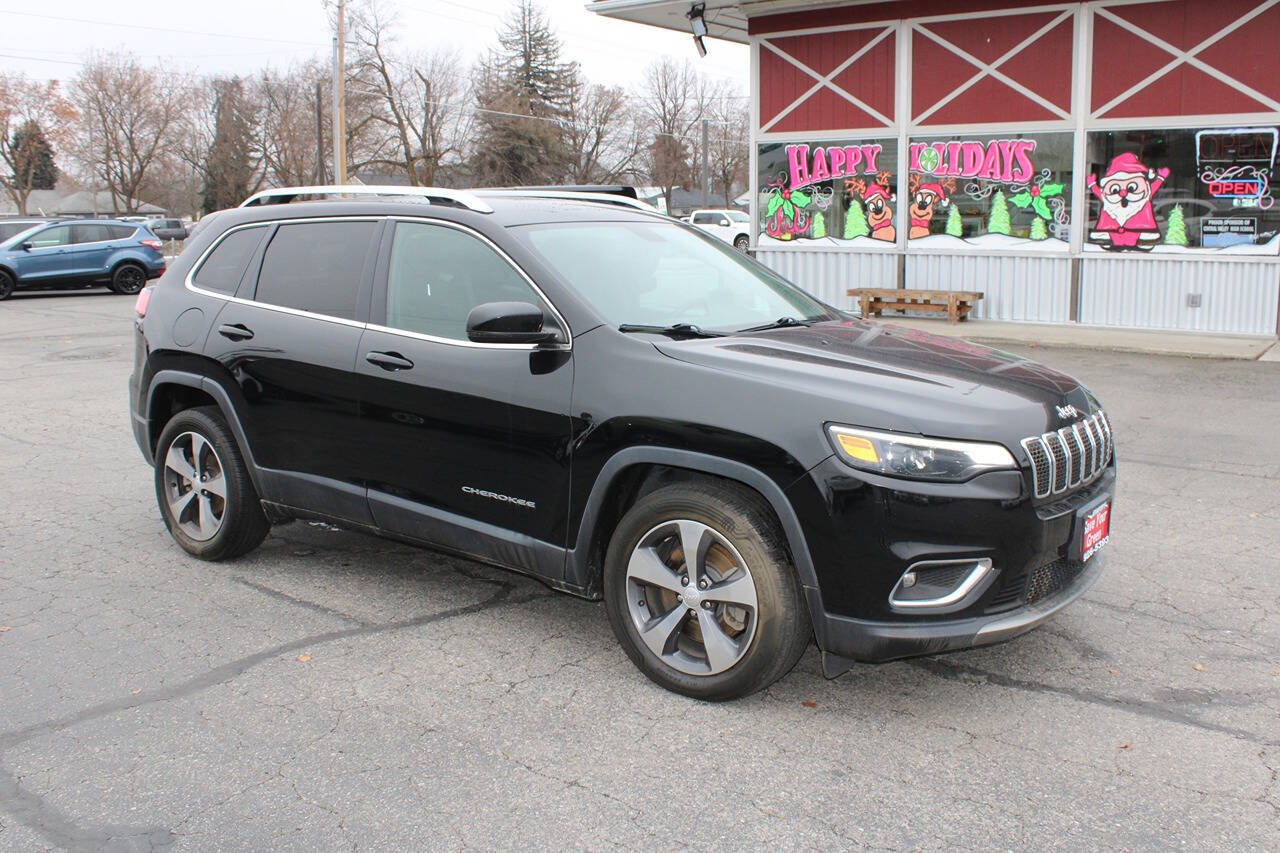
[183,214,573,349]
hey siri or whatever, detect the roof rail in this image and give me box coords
[239,185,494,214]
[471,188,658,212]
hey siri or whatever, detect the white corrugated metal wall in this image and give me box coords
[1080,257,1280,335]
[755,250,898,307]
[906,254,1073,322]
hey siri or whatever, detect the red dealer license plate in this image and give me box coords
[1081,501,1111,562]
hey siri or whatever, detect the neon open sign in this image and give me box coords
[1206,178,1264,198]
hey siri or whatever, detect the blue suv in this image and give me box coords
[0,219,166,300]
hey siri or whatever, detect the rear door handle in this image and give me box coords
[217,323,254,341]
[366,351,414,371]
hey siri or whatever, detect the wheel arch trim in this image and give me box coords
[145,369,264,494]
[567,447,823,600]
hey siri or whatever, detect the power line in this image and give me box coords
[0,10,319,47]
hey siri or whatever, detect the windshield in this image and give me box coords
[0,222,44,247]
[726,211,750,223]
[516,221,835,332]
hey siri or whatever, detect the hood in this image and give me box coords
[653,320,1096,442]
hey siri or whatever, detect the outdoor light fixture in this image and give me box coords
[688,3,708,57]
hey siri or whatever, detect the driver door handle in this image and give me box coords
[366,351,414,371]
[217,323,254,341]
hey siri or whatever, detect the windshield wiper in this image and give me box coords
[736,316,812,333]
[617,323,726,338]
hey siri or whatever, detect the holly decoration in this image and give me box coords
[764,180,812,239]
[1029,217,1048,241]
[1164,204,1188,246]
[1009,180,1064,224]
[944,204,962,237]
[987,190,1011,235]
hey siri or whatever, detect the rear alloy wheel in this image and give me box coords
[111,263,146,295]
[733,235,750,252]
[0,270,14,300]
[155,406,269,560]
[604,481,810,700]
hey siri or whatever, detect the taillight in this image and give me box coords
[134,286,152,317]
[140,239,163,252]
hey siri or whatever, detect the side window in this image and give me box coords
[108,225,136,240]
[192,226,267,295]
[71,224,109,244]
[254,221,375,320]
[384,221,543,341]
[691,213,710,224]
[28,226,71,248]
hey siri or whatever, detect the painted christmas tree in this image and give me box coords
[987,190,1011,235]
[1029,217,1048,241]
[945,204,963,237]
[812,211,826,239]
[843,200,869,239]
[1164,204,1188,246]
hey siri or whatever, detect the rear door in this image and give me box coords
[67,224,114,278]
[200,217,382,525]
[354,218,574,570]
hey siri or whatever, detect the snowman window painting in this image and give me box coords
[905,132,1074,252]
[1085,127,1280,255]
[756,138,897,248]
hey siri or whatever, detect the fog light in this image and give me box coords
[901,571,917,589]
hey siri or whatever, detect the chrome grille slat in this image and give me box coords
[1022,409,1112,500]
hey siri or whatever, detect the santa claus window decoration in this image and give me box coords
[905,131,1074,252]
[756,138,897,248]
[1085,127,1280,255]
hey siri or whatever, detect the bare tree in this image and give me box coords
[707,94,750,206]
[348,1,469,186]
[71,53,187,213]
[252,62,333,187]
[0,73,75,214]
[640,57,708,209]
[561,72,639,184]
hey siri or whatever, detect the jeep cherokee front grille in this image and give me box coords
[1020,411,1112,499]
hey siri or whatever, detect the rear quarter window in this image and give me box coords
[192,226,268,295]
[252,221,376,320]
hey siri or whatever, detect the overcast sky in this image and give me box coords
[0,0,748,91]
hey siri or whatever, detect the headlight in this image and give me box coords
[826,424,1016,482]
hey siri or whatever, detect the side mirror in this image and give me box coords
[466,301,558,345]
[19,242,32,251]
[719,218,730,226]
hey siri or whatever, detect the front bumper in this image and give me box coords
[811,552,1105,670]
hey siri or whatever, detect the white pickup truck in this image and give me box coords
[686,209,752,251]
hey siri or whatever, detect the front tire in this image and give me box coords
[733,235,750,252]
[110,263,146,295]
[603,480,810,700]
[0,270,14,300]
[154,406,269,560]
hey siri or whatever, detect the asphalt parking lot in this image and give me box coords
[1,290,1278,850]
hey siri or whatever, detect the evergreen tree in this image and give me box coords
[9,120,58,190]
[987,190,1011,235]
[1164,204,1188,246]
[201,78,255,214]
[1029,217,1048,241]
[842,199,869,239]
[811,211,826,239]
[472,1,575,185]
[944,203,962,237]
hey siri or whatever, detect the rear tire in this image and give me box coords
[154,406,269,561]
[110,263,146,295]
[0,270,13,300]
[603,480,810,701]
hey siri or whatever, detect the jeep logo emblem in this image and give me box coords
[1056,404,1080,420]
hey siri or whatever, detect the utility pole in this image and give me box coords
[331,0,348,185]
[701,118,710,209]
[314,81,327,185]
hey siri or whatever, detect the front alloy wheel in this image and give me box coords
[604,481,810,700]
[626,519,759,675]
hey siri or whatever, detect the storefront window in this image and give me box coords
[757,138,898,248]
[906,131,1074,251]
[1085,127,1279,255]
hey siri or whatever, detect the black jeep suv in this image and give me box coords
[130,187,1114,700]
